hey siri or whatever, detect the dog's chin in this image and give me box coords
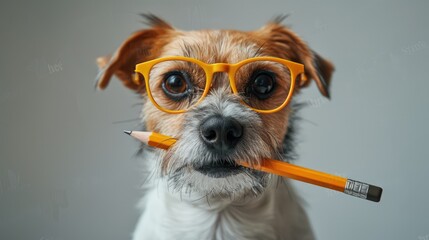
[166,159,268,200]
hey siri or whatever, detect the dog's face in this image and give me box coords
[97,15,334,200]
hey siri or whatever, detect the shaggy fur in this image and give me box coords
[96,14,334,240]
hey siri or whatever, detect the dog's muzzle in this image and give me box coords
[195,115,245,178]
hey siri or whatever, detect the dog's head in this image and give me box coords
[96,14,334,200]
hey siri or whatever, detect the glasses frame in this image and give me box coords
[134,56,305,114]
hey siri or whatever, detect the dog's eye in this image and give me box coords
[249,71,276,99]
[164,74,186,93]
[161,71,191,100]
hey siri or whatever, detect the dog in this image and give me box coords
[96,14,334,240]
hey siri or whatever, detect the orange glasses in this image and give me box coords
[134,56,305,114]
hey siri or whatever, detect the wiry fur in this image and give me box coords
[133,151,315,240]
[96,14,334,240]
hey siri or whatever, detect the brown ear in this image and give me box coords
[257,21,335,98]
[300,50,335,99]
[95,14,173,92]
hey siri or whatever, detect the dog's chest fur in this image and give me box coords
[131,150,315,240]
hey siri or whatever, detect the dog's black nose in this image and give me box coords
[199,115,243,153]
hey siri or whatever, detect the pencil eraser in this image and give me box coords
[366,185,383,202]
[344,179,383,202]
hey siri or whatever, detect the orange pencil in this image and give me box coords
[124,130,382,202]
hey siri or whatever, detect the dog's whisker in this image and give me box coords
[132,102,144,107]
[252,40,269,58]
[111,117,141,124]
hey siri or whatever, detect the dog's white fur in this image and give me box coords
[131,150,315,240]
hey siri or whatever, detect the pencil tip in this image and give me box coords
[123,130,132,135]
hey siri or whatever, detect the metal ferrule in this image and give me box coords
[344,179,369,199]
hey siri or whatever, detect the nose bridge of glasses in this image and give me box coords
[211,63,230,73]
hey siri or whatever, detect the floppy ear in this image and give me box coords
[95,14,173,92]
[257,20,335,98]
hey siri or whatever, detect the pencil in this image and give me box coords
[124,130,382,202]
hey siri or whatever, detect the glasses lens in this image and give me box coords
[235,60,292,111]
[147,60,207,111]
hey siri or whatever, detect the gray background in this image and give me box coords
[1,0,428,239]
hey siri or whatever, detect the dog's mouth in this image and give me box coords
[194,159,244,178]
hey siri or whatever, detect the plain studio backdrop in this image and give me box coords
[1,0,428,239]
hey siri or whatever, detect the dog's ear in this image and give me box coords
[256,18,335,98]
[95,14,173,92]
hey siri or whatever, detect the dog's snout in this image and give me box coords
[200,115,243,153]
